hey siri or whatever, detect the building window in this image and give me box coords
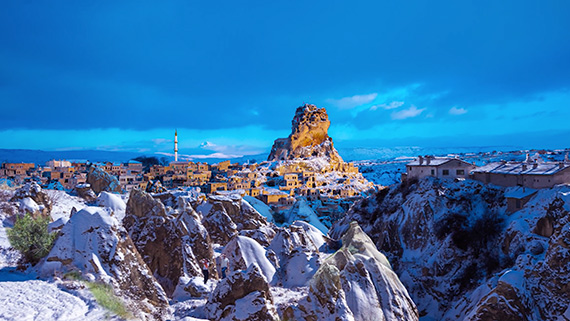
[431,169,435,175]
[456,169,465,175]
[442,169,449,175]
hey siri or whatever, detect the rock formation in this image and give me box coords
[40,207,171,320]
[330,176,570,320]
[268,104,343,163]
[123,188,209,297]
[200,194,273,246]
[10,182,52,218]
[71,183,97,203]
[86,166,122,194]
[205,264,279,321]
[284,221,419,321]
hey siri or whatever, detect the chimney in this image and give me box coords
[533,162,538,169]
[522,164,527,171]
[426,156,431,165]
[418,156,423,165]
[525,153,531,163]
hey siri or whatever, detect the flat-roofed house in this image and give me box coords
[472,160,570,189]
[405,156,476,180]
[504,186,537,213]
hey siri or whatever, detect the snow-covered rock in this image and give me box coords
[331,176,570,320]
[284,221,418,321]
[40,206,171,320]
[223,235,276,284]
[96,191,126,220]
[205,263,279,321]
[10,182,52,218]
[124,188,204,297]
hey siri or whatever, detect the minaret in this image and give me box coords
[174,129,178,162]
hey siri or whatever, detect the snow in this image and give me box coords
[19,197,40,214]
[41,207,119,280]
[243,196,274,223]
[498,270,525,289]
[46,190,87,221]
[235,236,276,283]
[286,199,329,234]
[0,269,108,321]
[504,186,537,199]
[291,220,326,250]
[96,192,126,220]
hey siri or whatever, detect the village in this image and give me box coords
[2,149,570,215]
[0,156,370,217]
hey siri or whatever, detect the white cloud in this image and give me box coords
[152,138,171,145]
[326,93,378,109]
[449,106,468,115]
[391,105,426,120]
[370,101,404,111]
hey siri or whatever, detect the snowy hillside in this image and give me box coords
[0,183,417,320]
[331,176,570,320]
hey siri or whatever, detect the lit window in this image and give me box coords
[442,170,449,175]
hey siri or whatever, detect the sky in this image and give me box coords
[1,1,569,160]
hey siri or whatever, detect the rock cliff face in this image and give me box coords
[123,189,206,297]
[268,104,343,163]
[330,177,570,320]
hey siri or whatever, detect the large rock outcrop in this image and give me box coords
[268,104,343,163]
[284,221,419,321]
[199,194,273,246]
[40,207,171,320]
[123,188,210,297]
[86,166,122,194]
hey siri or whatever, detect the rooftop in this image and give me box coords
[473,161,570,176]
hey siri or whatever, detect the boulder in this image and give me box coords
[72,183,97,203]
[86,166,122,194]
[10,182,52,218]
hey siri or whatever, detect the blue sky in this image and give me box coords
[1,1,569,159]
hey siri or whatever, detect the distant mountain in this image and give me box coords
[336,145,522,162]
[0,149,144,164]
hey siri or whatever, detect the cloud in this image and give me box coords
[391,105,426,120]
[370,101,404,110]
[326,93,378,109]
[156,152,242,160]
[449,106,468,115]
[152,138,171,145]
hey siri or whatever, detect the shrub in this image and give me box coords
[7,213,57,265]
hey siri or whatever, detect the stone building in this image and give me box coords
[472,159,570,189]
[404,156,476,180]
